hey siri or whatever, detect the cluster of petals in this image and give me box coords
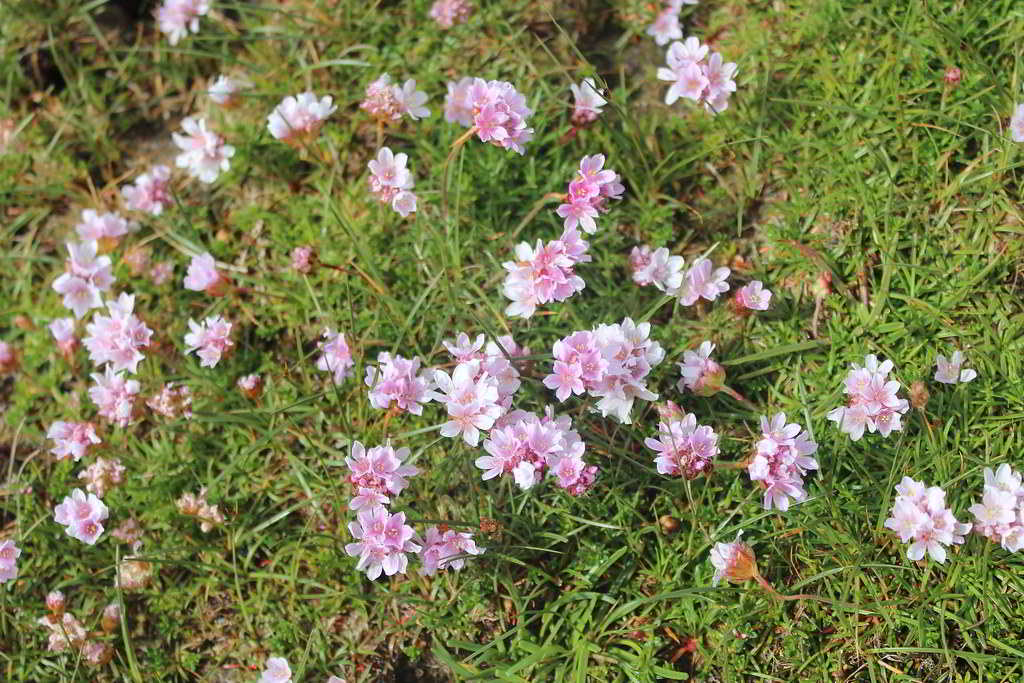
[502,226,590,319]
[709,531,758,586]
[52,241,115,319]
[478,409,595,494]
[237,373,263,399]
[74,209,137,242]
[79,457,125,498]
[432,359,503,446]
[89,367,140,427]
[367,147,418,217]
[734,280,772,311]
[677,341,725,396]
[54,488,109,545]
[419,526,485,576]
[748,413,819,511]
[646,0,697,46]
[183,252,228,295]
[629,245,684,292]
[544,318,665,423]
[569,78,607,125]
[884,477,970,563]
[673,257,731,306]
[38,611,87,653]
[121,165,172,215]
[365,352,434,415]
[934,350,977,385]
[47,421,100,462]
[657,36,738,113]
[208,75,247,107]
[155,0,210,45]
[1011,104,1024,142]
[442,332,526,411]
[429,0,472,28]
[645,401,718,479]
[555,154,624,234]
[83,293,153,374]
[267,92,337,144]
[345,505,421,580]
[147,382,193,420]
[291,246,314,273]
[826,354,909,440]
[969,464,1024,552]
[346,441,419,511]
[177,488,225,532]
[50,317,78,356]
[184,315,234,368]
[361,74,430,123]
[172,117,235,184]
[0,341,16,373]
[0,540,20,582]
[444,77,534,154]
[261,657,292,683]
[316,328,355,384]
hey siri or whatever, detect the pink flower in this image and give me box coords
[260,657,292,683]
[177,488,225,532]
[827,354,909,441]
[442,333,524,410]
[147,383,193,419]
[38,612,87,652]
[445,78,534,153]
[172,117,235,184]
[149,261,174,285]
[645,404,718,478]
[88,367,140,427]
[46,421,100,462]
[74,209,136,242]
[52,241,115,319]
[734,280,772,311]
[0,540,20,583]
[208,75,247,107]
[121,165,172,215]
[502,226,590,318]
[155,0,210,45]
[429,0,472,28]
[183,252,228,295]
[365,352,434,415]
[267,92,337,145]
[83,293,153,374]
[646,8,682,46]
[657,37,738,114]
[316,328,354,384]
[419,526,485,575]
[78,457,125,498]
[184,315,234,368]
[346,441,419,511]
[395,79,430,120]
[49,317,78,357]
[237,374,262,399]
[629,245,684,291]
[361,74,402,122]
[367,147,418,217]
[54,488,109,545]
[0,341,15,374]
[443,77,475,126]
[709,532,758,586]
[569,78,607,125]
[676,257,730,306]
[1011,104,1024,143]
[433,360,503,446]
[291,246,314,273]
[345,506,421,580]
[969,464,1024,553]
[555,155,624,233]
[748,413,818,511]
[934,350,977,384]
[884,477,970,563]
[677,341,725,396]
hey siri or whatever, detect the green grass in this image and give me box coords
[2,0,1024,680]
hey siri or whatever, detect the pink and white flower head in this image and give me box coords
[173,117,234,184]
[38,611,88,652]
[969,464,1024,553]
[184,315,234,368]
[884,477,970,563]
[734,280,772,312]
[149,261,174,285]
[826,354,910,441]
[316,328,354,384]
[183,252,229,295]
[52,240,115,319]
[677,341,725,397]
[346,441,419,511]
[361,75,429,123]
[748,413,819,511]
[646,8,682,46]
[49,317,78,357]
[83,293,154,374]
[934,350,977,385]
[155,0,210,45]
[290,246,315,273]
[569,78,607,125]
[53,488,109,545]
[260,657,292,683]
[177,488,225,532]
[237,373,263,399]
[365,352,434,415]
[444,77,534,154]
[429,0,473,28]
[419,526,485,576]
[121,165,172,215]
[345,505,421,580]
[147,382,193,420]
[433,360,503,446]
[394,79,430,120]
[78,456,125,498]
[709,531,758,586]
[0,540,20,583]
[89,367,140,427]
[0,341,16,374]
[544,318,665,423]
[208,75,247,107]
[442,333,524,411]
[556,154,624,234]
[1011,104,1024,143]
[658,37,738,114]
[47,421,100,462]
[675,257,730,306]
[502,226,591,319]
[645,402,718,479]
[367,147,418,217]
[267,92,337,145]
[629,245,685,291]
[74,209,137,243]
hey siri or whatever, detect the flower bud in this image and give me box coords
[692,360,726,397]
[659,514,681,535]
[710,532,759,586]
[0,341,18,374]
[101,603,120,633]
[291,246,316,274]
[45,590,65,615]
[909,380,930,411]
[237,373,263,400]
[944,66,962,87]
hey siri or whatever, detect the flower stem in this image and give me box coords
[440,126,478,223]
[754,572,867,611]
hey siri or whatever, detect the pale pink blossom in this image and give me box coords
[365,352,434,415]
[429,0,472,28]
[569,78,607,125]
[172,117,235,184]
[208,75,247,107]
[734,280,772,311]
[177,488,225,532]
[969,464,1024,552]
[709,531,758,586]
[52,241,115,319]
[155,0,210,45]
[184,315,234,368]
[419,526,485,575]
[827,354,909,441]
[1011,104,1024,143]
[433,360,503,446]
[74,209,136,242]
[183,252,228,295]
[88,367,140,427]
[646,8,682,46]
[677,341,725,396]
[345,506,421,580]
[748,413,818,511]
[54,488,109,545]
[83,293,153,374]
[267,92,337,144]
[78,457,125,498]
[629,245,684,291]
[291,246,314,273]
[49,317,78,356]
[442,333,524,411]
[676,257,730,306]
[645,403,717,478]
[147,382,193,419]
[261,657,292,683]
[658,37,738,114]
[149,261,174,285]
[121,165,172,215]
[37,612,87,652]
[444,78,534,153]
[395,79,430,120]
[0,341,17,374]
[555,154,625,233]
[317,328,354,384]
[361,74,402,121]
[237,374,262,399]
[502,226,590,318]
[0,540,20,583]
[346,441,419,511]
[46,421,100,462]
[884,477,970,563]
[934,350,977,384]
[367,147,418,217]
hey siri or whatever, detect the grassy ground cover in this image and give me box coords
[2,0,1024,680]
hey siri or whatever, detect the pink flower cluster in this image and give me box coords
[969,465,1024,552]
[345,505,420,580]
[826,354,909,441]
[569,78,607,126]
[367,147,418,217]
[0,540,20,582]
[884,477,970,563]
[657,36,738,114]
[74,209,137,242]
[89,367,140,427]
[83,293,153,374]
[419,526,485,576]
[261,657,292,683]
[543,318,665,423]
[35,595,118,665]
[734,281,772,311]
[360,74,430,123]
[677,341,725,396]
[502,226,590,319]
[54,488,109,545]
[432,360,503,446]
[748,413,819,511]
[267,92,337,145]
[52,241,115,319]
[184,315,234,368]
[47,421,100,462]
[183,252,228,295]
[477,409,596,494]
[444,77,534,154]
[555,154,624,234]
[442,332,526,412]
[645,401,718,479]
[317,328,354,384]
[645,0,696,46]
[177,488,225,532]
[208,75,247,107]
[345,441,419,511]
[50,318,78,357]
[147,382,193,420]
[172,117,235,184]
[79,457,125,498]
[674,257,731,306]
[429,0,472,28]
[629,245,684,292]
[365,352,434,415]
[934,350,977,385]
[121,165,172,215]
[155,0,210,45]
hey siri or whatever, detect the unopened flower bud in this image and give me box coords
[909,380,930,411]
[0,341,18,374]
[710,532,759,586]
[237,373,263,400]
[659,514,681,535]
[944,66,962,87]
[82,641,113,666]
[45,590,65,615]
[101,603,120,633]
